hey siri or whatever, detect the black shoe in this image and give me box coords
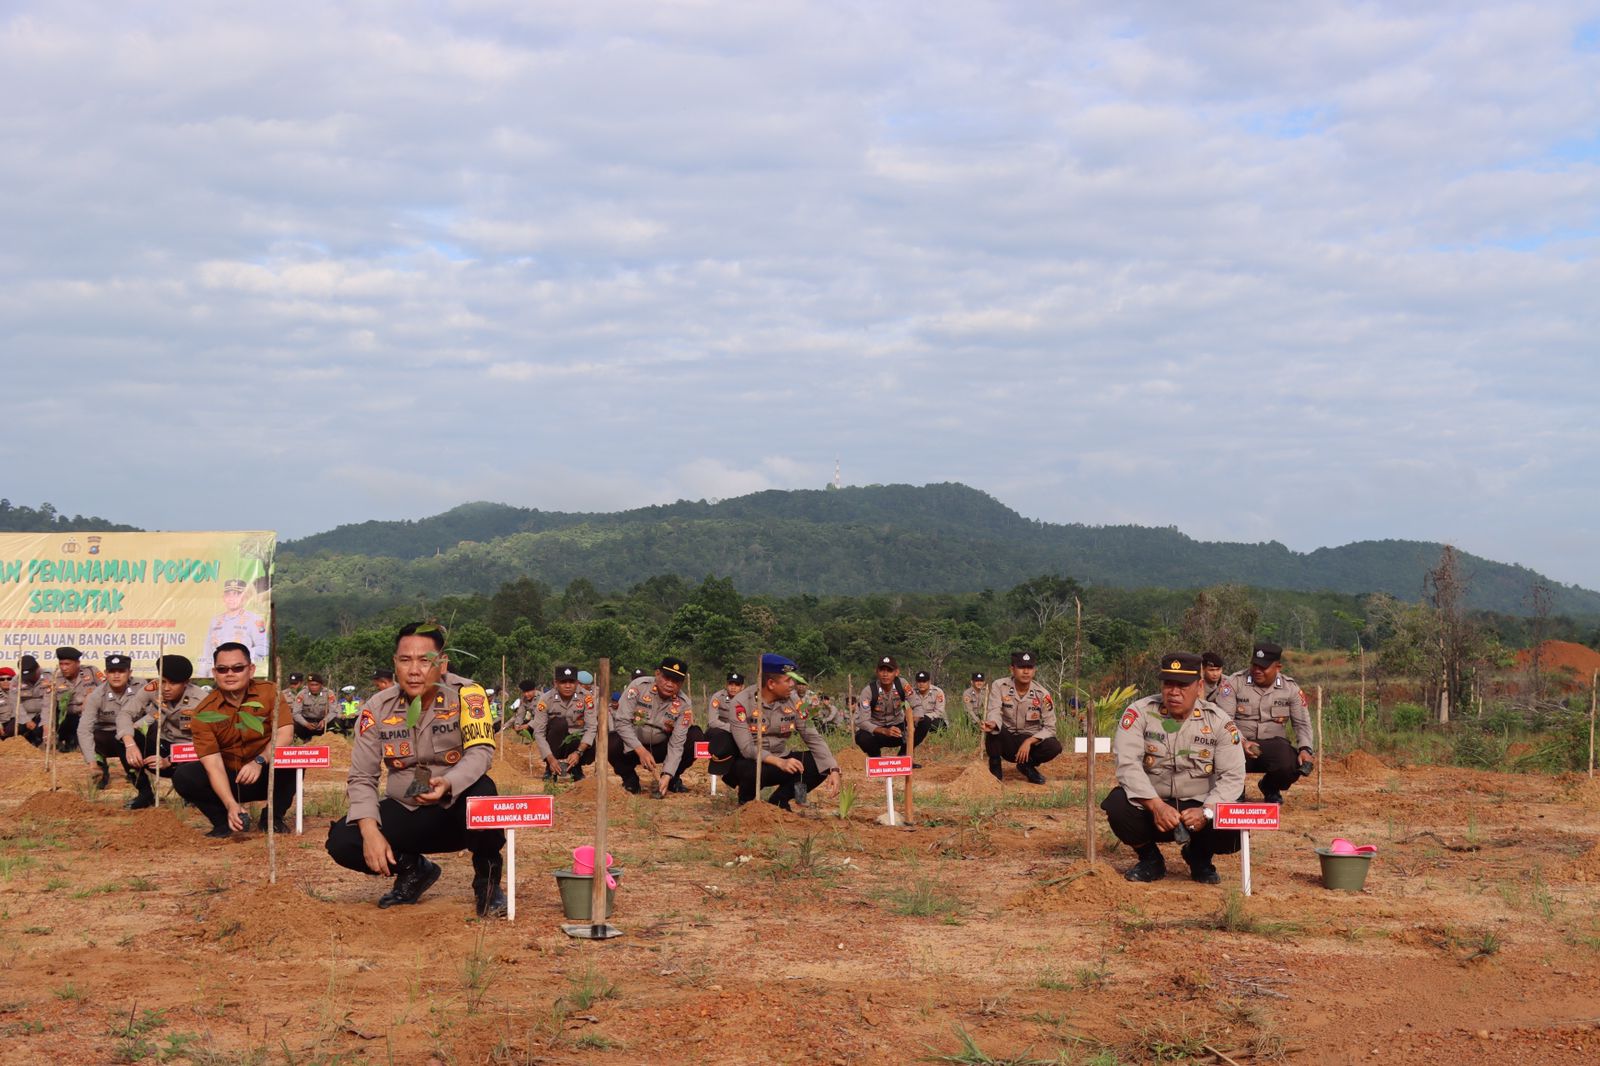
[543,770,556,782]
[96,770,111,790]
[1262,786,1284,805]
[911,762,923,770]
[1124,856,1167,883]
[1190,865,1221,884]
[272,819,290,834]
[1018,764,1046,785]
[620,772,641,795]
[472,855,507,918]
[569,765,585,783]
[378,855,441,908]
[988,757,1003,782]
[205,826,232,839]
[667,777,687,793]
[125,791,155,810]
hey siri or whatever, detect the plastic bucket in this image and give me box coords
[554,868,624,920]
[1315,848,1373,892]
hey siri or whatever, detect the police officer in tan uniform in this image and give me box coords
[726,654,842,808]
[1226,642,1314,805]
[609,657,703,797]
[533,665,597,781]
[1103,652,1246,884]
[198,579,268,677]
[9,656,48,747]
[909,671,948,734]
[77,654,151,795]
[292,674,336,741]
[1,665,42,745]
[704,671,744,778]
[983,651,1063,784]
[126,655,207,808]
[855,655,925,759]
[325,622,506,916]
[51,646,97,752]
[1201,652,1235,714]
[961,672,987,726]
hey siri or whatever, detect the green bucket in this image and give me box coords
[1315,848,1373,892]
[554,868,623,920]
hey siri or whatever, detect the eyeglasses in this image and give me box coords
[213,663,252,675]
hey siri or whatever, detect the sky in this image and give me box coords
[3,2,1598,590]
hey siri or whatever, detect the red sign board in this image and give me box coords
[170,742,197,763]
[273,746,332,769]
[465,795,554,830]
[693,741,710,759]
[865,755,914,778]
[1214,802,1280,830]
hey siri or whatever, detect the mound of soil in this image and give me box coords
[199,880,364,946]
[15,790,100,820]
[563,773,633,807]
[100,806,195,851]
[1514,641,1600,681]
[1566,844,1600,883]
[1006,863,1134,910]
[721,801,802,832]
[833,747,867,772]
[1336,750,1388,779]
[937,765,1006,801]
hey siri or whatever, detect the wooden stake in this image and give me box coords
[46,665,56,791]
[1315,685,1324,806]
[589,658,612,929]
[1589,669,1597,780]
[904,669,915,825]
[153,640,164,809]
[267,644,279,885]
[753,654,764,803]
[499,656,508,739]
[1077,598,1093,863]
[1357,643,1367,748]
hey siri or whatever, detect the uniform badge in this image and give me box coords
[1299,691,1309,707]
[734,706,747,722]
[444,750,461,764]
[358,709,376,735]
[1120,707,1138,731]
[383,743,396,758]
[381,715,405,726]
[1225,723,1241,745]
[389,758,406,769]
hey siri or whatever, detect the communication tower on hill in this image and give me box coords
[833,457,842,490]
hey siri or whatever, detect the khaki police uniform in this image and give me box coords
[726,683,840,806]
[293,688,337,741]
[909,684,948,731]
[198,610,269,677]
[1102,696,1246,873]
[854,678,928,757]
[50,665,98,752]
[325,676,506,903]
[533,687,597,774]
[78,680,150,784]
[1205,677,1235,715]
[704,686,744,776]
[131,681,206,776]
[7,674,49,746]
[983,677,1064,771]
[608,676,703,792]
[961,683,987,726]
[1225,670,1314,799]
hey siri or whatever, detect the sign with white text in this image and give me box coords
[273,746,331,770]
[865,755,914,778]
[169,742,197,763]
[693,741,710,759]
[1215,802,1281,830]
[465,795,554,830]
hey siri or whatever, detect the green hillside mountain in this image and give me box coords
[278,483,1600,616]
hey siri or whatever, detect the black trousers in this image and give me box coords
[722,750,829,805]
[2,718,45,746]
[705,727,736,777]
[58,711,81,751]
[325,775,505,871]
[608,727,705,783]
[985,729,1064,767]
[543,718,596,767]
[1245,736,1302,794]
[327,717,355,736]
[88,728,139,781]
[172,760,296,831]
[133,729,179,780]
[854,719,931,758]
[1101,786,1241,864]
[293,722,329,743]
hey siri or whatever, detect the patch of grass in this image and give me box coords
[1006,784,1081,809]
[3,1019,45,1036]
[23,926,51,936]
[885,877,966,919]
[922,1024,1054,1064]
[1467,931,1501,960]
[1073,954,1111,990]
[770,834,831,881]
[574,1032,617,1050]
[41,876,69,892]
[562,965,618,1012]
[126,876,157,893]
[1036,968,1072,992]
[460,928,498,1015]
[52,982,84,1002]
[70,879,124,899]
[0,854,38,880]
[1199,891,1302,936]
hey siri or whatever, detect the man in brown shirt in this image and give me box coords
[172,641,296,838]
[324,622,506,917]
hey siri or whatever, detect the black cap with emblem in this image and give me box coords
[971,671,985,682]
[1252,642,1283,665]
[554,665,578,683]
[915,670,930,682]
[1010,650,1037,668]
[105,654,132,672]
[726,671,744,685]
[657,656,689,681]
[1158,652,1204,683]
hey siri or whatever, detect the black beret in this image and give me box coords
[56,646,82,661]
[1201,651,1224,668]
[20,654,39,672]
[159,655,195,684]
[518,678,538,692]
[288,672,304,683]
[307,673,324,684]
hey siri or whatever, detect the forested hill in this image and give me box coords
[278,483,1600,616]
[0,500,139,533]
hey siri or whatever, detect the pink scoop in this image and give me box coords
[573,845,617,888]
[1329,837,1378,856]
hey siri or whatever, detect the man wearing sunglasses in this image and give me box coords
[173,641,297,838]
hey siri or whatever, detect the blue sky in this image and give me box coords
[3,1,1598,591]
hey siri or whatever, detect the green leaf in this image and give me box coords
[194,711,228,724]
[406,696,422,731]
[240,701,263,709]
[237,711,265,735]
[1159,718,1182,734]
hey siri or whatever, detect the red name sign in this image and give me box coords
[865,755,914,778]
[465,795,554,830]
[170,742,197,763]
[1214,802,1280,830]
[693,741,710,759]
[274,746,332,769]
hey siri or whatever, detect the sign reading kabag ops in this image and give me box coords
[0,531,276,679]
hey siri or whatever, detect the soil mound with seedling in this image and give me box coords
[101,806,195,851]
[198,880,365,947]
[1006,862,1134,910]
[564,773,633,807]
[1336,750,1388,780]
[938,764,1006,801]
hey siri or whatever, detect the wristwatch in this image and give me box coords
[253,754,268,767]
[1202,807,1214,821]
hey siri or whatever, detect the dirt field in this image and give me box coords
[3,733,1600,1065]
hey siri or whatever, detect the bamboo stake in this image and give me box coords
[153,640,164,809]
[46,666,57,791]
[499,656,508,739]
[1315,685,1324,806]
[1078,598,1092,863]
[904,669,915,825]
[589,658,612,928]
[1358,643,1367,748]
[1589,670,1597,780]
[266,633,278,885]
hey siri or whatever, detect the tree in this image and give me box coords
[1179,585,1259,669]
[487,577,547,631]
[1005,574,1083,631]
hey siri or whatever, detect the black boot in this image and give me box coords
[569,764,585,783]
[1018,763,1046,785]
[620,771,641,795]
[471,854,507,918]
[1124,844,1167,883]
[988,755,1003,781]
[1181,843,1221,885]
[378,854,441,908]
[125,772,155,810]
[667,776,687,794]
[96,762,111,790]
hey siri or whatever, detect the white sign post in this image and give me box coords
[466,794,555,921]
[866,755,914,825]
[1214,802,1280,896]
[695,740,715,795]
[274,746,332,834]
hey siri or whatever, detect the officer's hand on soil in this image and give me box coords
[564,751,582,770]
[636,747,659,773]
[360,821,395,875]
[657,774,671,797]
[1148,798,1181,832]
[816,770,842,799]
[1244,740,1261,758]
[1179,808,1207,832]
[414,777,451,805]
[546,756,563,775]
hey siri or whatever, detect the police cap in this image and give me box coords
[1252,642,1283,665]
[1159,652,1204,683]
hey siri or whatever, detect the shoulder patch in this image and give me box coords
[1119,707,1139,731]
[1300,691,1309,707]
[358,709,376,735]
